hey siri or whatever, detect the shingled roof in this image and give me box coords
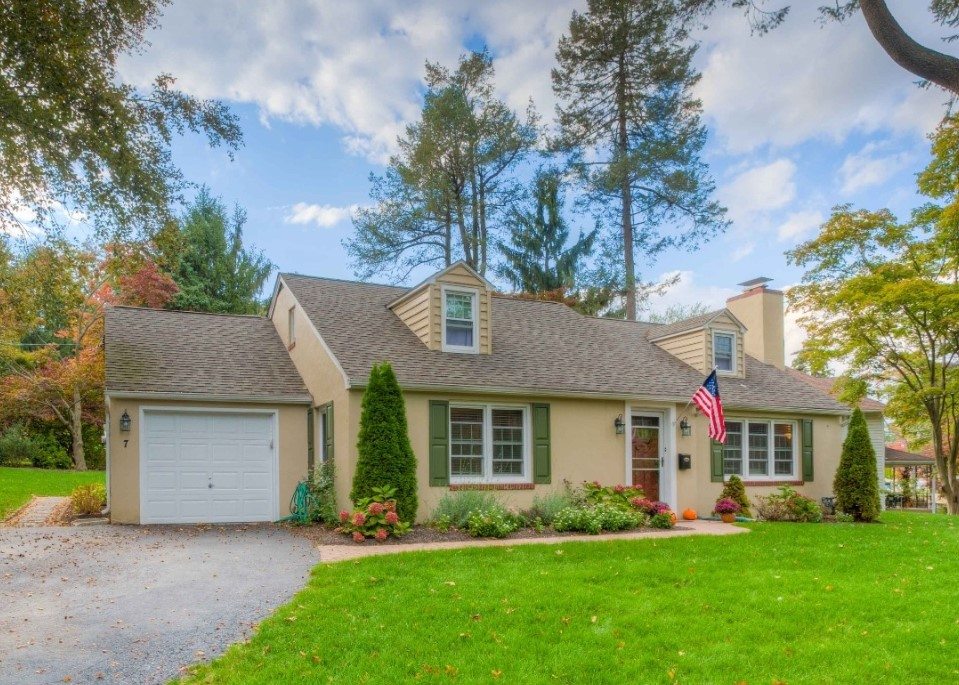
[784,367,886,412]
[105,306,311,402]
[644,309,729,340]
[281,274,847,413]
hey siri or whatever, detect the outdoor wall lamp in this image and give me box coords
[614,414,625,435]
[119,410,132,433]
[679,416,692,437]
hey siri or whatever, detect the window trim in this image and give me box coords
[449,402,531,484]
[722,418,798,480]
[712,330,736,375]
[441,285,480,354]
[317,406,328,464]
[287,305,296,347]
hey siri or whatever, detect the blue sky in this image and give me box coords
[119,1,949,359]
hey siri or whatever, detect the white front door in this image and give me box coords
[141,410,277,524]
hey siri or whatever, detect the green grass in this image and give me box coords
[182,512,959,684]
[0,467,104,519]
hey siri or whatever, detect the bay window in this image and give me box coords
[723,419,796,479]
[450,404,529,482]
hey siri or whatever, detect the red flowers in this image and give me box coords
[338,489,410,543]
[352,531,365,543]
[368,502,385,515]
[374,528,388,541]
[338,510,350,523]
[352,512,367,526]
[385,511,399,525]
[613,484,626,494]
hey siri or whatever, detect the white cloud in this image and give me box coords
[695,1,946,154]
[719,158,796,226]
[285,202,356,228]
[644,270,739,317]
[839,143,914,194]
[777,210,824,243]
[731,241,755,262]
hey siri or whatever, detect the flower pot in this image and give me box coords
[720,513,736,524]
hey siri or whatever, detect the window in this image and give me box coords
[318,407,328,464]
[442,288,478,353]
[288,306,296,346]
[722,419,796,480]
[713,331,735,373]
[449,404,529,482]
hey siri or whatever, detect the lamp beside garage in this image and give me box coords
[119,410,132,432]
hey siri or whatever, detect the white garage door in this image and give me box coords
[141,410,277,524]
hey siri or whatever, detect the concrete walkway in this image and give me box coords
[317,519,748,563]
[3,496,71,527]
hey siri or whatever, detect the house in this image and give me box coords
[104,263,857,524]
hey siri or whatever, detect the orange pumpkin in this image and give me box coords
[682,508,698,521]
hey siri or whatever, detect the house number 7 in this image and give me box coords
[123,439,129,448]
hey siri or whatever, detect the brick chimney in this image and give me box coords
[725,277,785,370]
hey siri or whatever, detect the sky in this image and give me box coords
[116,0,952,362]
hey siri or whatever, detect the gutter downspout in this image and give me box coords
[102,398,110,518]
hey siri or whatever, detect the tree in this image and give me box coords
[553,0,727,320]
[788,115,959,514]
[497,172,597,293]
[684,1,959,95]
[646,302,710,324]
[720,474,752,518]
[351,363,418,523]
[348,50,538,280]
[833,408,881,521]
[163,189,273,314]
[0,0,242,237]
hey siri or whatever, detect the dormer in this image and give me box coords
[648,309,747,378]
[388,262,493,354]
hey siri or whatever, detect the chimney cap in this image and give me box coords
[737,276,773,289]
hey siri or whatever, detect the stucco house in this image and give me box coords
[104,262,868,524]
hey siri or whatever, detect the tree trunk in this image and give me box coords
[70,385,87,471]
[860,0,959,94]
[617,55,636,321]
[932,420,958,514]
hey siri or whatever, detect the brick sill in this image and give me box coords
[449,483,535,491]
[741,480,804,487]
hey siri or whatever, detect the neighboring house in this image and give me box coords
[104,263,856,524]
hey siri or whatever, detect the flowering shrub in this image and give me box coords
[338,485,411,541]
[649,512,675,529]
[629,498,671,516]
[713,497,742,515]
[465,508,520,538]
[553,504,645,535]
[582,481,645,510]
[755,486,823,523]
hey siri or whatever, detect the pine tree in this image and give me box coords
[552,0,727,320]
[833,407,881,522]
[497,171,596,293]
[351,362,418,522]
[720,474,752,518]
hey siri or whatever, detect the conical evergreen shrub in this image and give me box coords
[833,407,880,522]
[351,362,418,522]
[720,474,752,518]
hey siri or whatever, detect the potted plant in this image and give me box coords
[713,497,741,523]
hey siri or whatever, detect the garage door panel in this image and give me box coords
[142,410,276,524]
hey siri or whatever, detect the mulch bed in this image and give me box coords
[285,523,692,547]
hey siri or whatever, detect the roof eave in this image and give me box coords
[106,391,313,405]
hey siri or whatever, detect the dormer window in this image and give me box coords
[713,331,735,373]
[442,287,478,353]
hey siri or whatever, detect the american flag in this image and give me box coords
[692,370,726,443]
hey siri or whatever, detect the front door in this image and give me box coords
[631,415,661,501]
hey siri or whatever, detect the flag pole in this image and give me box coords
[676,367,719,423]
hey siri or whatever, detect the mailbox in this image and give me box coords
[678,453,692,470]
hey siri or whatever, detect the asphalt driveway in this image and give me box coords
[0,524,319,684]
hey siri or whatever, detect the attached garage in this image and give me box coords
[105,307,313,524]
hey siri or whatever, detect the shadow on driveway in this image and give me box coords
[0,524,318,684]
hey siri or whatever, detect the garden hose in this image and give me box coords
[279,479,316,524]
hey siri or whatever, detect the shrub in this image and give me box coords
[338,485,411,541]
[430,490,501,529]
[755,486,823,523]
[71,483,106,516]
[526,491,575,526]
[553,504,644,535]
[0,425,71,469]
[649,512,675,529]
[629,497,670,516]
[306,461,337,524]
[582,481,644,509]
[351,363,418,522]
[834,512,855,523]
[465,508,520,538]
[713,498,741,515]
[720,475,752,518]
[833,407,881,522]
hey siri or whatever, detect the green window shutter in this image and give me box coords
[532,403,551,484]
[710,440,724,482]
[324,402,334,463]
[307,407,315,470]
[429,401,450,486]
[801,419,814,482]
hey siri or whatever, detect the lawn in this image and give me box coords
[182,512,959,684]
[0,467,105,519]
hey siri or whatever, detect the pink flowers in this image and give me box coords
[368,502,385,515]
[385,511,399,525]
[385,500,396,512]
[352,511,367,526]
[374,528,388,541]
[338,510,350,523]
[713,498,741,515]
[352,531,365,543]
[613,484,626,494]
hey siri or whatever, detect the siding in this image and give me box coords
[655,330,706,372]
[866,412,887,492]
[392,286,431,346]
[706,317,746,378]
